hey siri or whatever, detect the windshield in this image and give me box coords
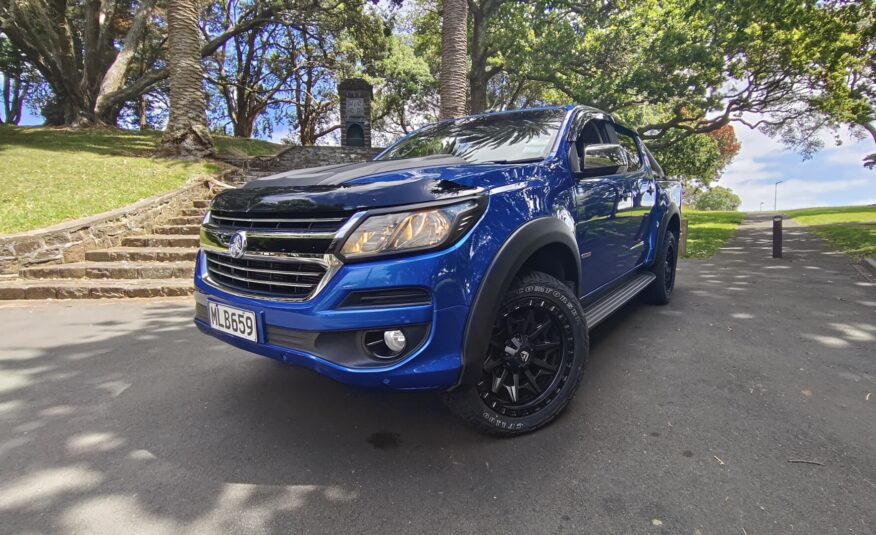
[376,108,566,164]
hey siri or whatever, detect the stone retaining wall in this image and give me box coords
[224,145,384,175]
[2,145,382,276]
[0,177,215,275]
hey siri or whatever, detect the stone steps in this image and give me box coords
[122,234,200,248]
[86,247,198,262]
[154,225,201,235]
[0,278,193,300]
[168,216,202,225]
[20,261,194,280]
[1,174,267,300]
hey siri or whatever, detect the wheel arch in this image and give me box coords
[454,217,580,390]
[647,203,681,266]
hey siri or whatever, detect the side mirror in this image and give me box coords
[582,143,627,175]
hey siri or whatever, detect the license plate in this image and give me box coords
[209,302,258,342]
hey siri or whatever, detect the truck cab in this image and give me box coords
[195,105,681,435]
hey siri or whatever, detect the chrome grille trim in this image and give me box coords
[202,251,341,301]
[200,241,332,265]
[201,212,349,301]
[206,265,316,289]
[205,255,324,278]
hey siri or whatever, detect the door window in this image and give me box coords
[613,127,642,171]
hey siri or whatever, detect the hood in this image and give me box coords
[210,154,540,214]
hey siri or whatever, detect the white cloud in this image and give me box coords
[719,118,874,210]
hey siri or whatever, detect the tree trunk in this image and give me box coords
[468,0,501,114]
[469,1,488,114]
[439,0,468,120]
[160,0,214,158]
[94,0,157,119]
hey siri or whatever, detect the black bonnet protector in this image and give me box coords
[210,154,483,214]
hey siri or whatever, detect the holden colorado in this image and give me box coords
[194,105,681,435]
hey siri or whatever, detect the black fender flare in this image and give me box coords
[454,217,580,389]
[653,203,681,263]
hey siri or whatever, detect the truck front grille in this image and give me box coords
[201,212,349,300]
[204,252,328,299]
[210,211,348,233]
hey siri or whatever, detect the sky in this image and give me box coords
[720,124,875,211]
[10,100,875,212]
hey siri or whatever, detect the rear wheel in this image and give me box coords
[642,231,678,305]
[443,271,588,436]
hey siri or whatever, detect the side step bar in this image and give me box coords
[583,272,656,329]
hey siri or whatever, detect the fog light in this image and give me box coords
[384,330,407,353]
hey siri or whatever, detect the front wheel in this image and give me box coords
[443,271,588,436]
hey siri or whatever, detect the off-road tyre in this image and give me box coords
[642,231,678,305]
[443,271,588,437]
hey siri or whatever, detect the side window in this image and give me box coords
[643,145,664,177]
[614,128,642,171]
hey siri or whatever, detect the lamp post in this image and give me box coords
[760,201,764,211]
[774,181,783,211]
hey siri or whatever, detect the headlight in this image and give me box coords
[339,198,486,260]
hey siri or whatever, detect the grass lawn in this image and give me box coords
[0,126,281,234]
[787,205,876,260]
[683,210,746,259]
[214,136,281,157]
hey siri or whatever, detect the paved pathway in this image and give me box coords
[0,213,873,534]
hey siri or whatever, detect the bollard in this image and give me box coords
[679,218,689,258]
[772,215,782,258]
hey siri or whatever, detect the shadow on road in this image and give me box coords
[1,213,874,533]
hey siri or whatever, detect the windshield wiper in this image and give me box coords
[482,157,545,164]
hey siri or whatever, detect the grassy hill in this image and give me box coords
[0,126,280,234]
[787,205,876,260]
[683,210,746,258]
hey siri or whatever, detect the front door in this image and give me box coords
[609,125,656,269]
[571,119,637,296]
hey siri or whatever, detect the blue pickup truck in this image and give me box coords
[194,105,681,435]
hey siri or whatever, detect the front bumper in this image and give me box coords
[193,243,473,390]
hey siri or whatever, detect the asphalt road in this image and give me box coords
[1,213,874,534]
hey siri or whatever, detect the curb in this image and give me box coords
[863,257,876,277]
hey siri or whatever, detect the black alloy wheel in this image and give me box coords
[443,271,588,436]
[478,299,574,417]
[642,230,677,305]
[663,241,676,295]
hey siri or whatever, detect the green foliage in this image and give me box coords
[690,186,742,211]
[650,132,725,185]
[684,210,746,258]
[366,35,437,140]
[0,126,275,233]
[787,206,876,260]
[454,0,872,165]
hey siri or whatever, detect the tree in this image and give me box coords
[439,0,467,119]
[650,124,741,187]
[161,0,214,157]
[691,186,742,211]
[0,34,37,124]
[0,0,279,126]
[453,0,871,165]
[760,0,876,168]
[369,35,437,140]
